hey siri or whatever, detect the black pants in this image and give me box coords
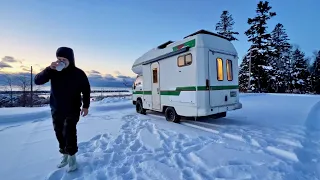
[52,111,80,156]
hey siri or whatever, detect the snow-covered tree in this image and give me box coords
[215,10,239,41]
[269,23,292,92]
[310,50,320,94]
[291,48,310,93]
[238,54,250,92]
[244,1,276,92]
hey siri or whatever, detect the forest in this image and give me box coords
[215,1,320,94]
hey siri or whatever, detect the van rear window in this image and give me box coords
[226,60,233,81]
[216,58,223,81]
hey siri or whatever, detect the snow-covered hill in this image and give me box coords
[0,94,319,180]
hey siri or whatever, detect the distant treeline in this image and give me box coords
[0,89,129,94]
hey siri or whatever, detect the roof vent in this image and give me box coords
[157,40,174,49]
[184,29,230,41]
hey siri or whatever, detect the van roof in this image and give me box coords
[184,29,231,41]
[131,29,236,74]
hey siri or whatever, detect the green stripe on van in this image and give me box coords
[132,91,151,95]
[133,85,238,96]
[172,39,196,51]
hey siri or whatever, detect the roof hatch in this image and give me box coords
[157,40,174,49]
[184,29,230,41]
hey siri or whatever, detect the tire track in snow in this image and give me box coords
[181,120,300,163]
[148,113,302,171]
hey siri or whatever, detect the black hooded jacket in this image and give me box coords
[34,47,91,114]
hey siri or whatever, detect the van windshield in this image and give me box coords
[134,76,143,88]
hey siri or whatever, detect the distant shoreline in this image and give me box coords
[0,85,132,91]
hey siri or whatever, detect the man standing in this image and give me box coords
[34,47,91,172]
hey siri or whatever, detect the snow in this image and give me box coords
[260,65,273,70]
[297,79,305,84]
[1,94,320,180]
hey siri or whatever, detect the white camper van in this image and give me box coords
[131,30,242,123]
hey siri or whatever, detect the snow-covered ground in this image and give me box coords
[0,93,320,180]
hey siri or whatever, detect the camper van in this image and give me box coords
[131,30,242,123]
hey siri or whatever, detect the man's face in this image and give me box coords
[57,57,70,68]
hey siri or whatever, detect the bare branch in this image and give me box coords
[0,73,16,106]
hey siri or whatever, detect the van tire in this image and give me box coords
[220,112,226,118]
[136,99,146,115]
[165,107,180,123]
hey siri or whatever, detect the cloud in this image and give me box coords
[1,56,21,64]
[114,70,121,76]
[22,68,30,72]
[86,70,134,87]
[0,61,12,69]
[87,70,101,75]
[0,56,23,70]
[116,75,130,79]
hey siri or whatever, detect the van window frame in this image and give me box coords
[133,76,143,89]
[177,53,192,67]
[152,68,158,83]
[216,57,224,81]
[226,59,233,81]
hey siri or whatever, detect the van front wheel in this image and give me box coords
[165,107,180,123]
[136,99,146,115]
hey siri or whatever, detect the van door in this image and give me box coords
[151,62,161,110]
[208,50,238,107]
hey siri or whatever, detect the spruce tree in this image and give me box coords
[215,10,239,41]
[311,51,320,93]
[270,23,292,92]
[238,54,250,92]
[291,48,310,93]
[244,1,276,92]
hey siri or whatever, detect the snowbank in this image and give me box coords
[305,100,320,131]
[235,93,320,126]
[99,96,131,104]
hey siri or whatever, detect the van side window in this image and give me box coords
[216,58,223,81]
[177,53,192,67]
[177,56,185,67]
[185,54,192,65]
[152,68,158,83]
[226,60,233,81]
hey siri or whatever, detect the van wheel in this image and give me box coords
[136,99,146,115]
[165,107,180,123]
[220,112,226,118]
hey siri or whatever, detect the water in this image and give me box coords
[0,85,133,98]
[0,85,131,91]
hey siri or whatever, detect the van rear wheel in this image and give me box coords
[136,99,146,115]
[165,107,180,123]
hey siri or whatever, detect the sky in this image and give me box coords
[0,0,319,87]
